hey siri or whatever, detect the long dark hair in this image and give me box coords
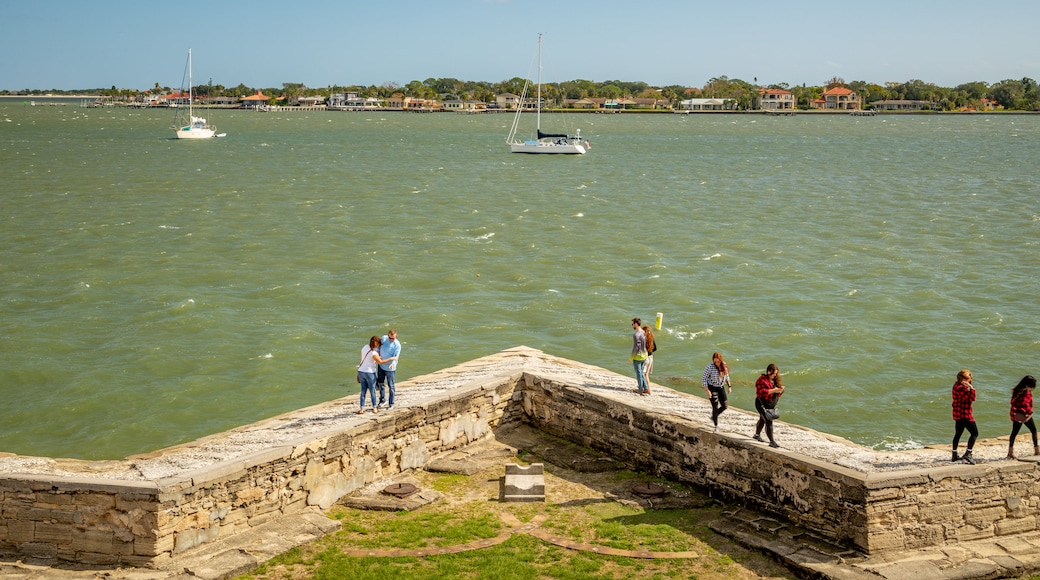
[1012,375,1037,401]
[767,363,782,388]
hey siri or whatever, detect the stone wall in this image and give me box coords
[5,349,1040,567]
[515,372,1040,555]
[0,373,521,567]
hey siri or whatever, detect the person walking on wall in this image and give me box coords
[642,325,656,394]
[376,329,401,409]
[753,364,785,448]
[703,352,732,433]
[629,318,650,395]
[1007,375,1038,459]
[951,369,978,464]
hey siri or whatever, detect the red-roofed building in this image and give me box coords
[756,87,795,110]
[822,86,861,110]
[239,91,274,108]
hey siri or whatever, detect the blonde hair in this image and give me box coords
[957,369,972,383]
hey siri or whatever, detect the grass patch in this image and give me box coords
[237,435,795,580]
[330,502,501,549]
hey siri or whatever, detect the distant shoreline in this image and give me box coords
[2,96,1035,115]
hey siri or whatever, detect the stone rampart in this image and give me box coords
[3,347,1040,567]
[1,371,522,567]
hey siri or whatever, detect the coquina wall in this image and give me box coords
[4,347,1040,567]
[516,370,1040,554]
[0,372,523,568]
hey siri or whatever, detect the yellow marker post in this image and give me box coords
[655,312,663,330]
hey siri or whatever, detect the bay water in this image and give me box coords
[2,100,1038,460]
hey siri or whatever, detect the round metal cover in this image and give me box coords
[382,483,419,498]
[631,482,667,497]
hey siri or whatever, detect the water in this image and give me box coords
[2,100,1038,459]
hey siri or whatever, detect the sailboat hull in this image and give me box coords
[176,127,216,139]
[510,140,586,154]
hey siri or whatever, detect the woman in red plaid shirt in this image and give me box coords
[1007,375,1038,459]
[951,369,978,464]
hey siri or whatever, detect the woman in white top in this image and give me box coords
[358,336,395,414]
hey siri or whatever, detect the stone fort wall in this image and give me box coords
[3,348,1040,567]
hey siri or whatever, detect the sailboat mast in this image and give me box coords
[535,33,542,133]
[187,48,193,118]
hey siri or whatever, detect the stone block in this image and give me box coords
[965,506,1007,527]
[866,529,907,553]
[503,463,545,502]
[172,524,220,554]
[996,516,1037,536]
[134,532,175,557]
[20,541,58,559]
[307,472,352,510]
[74,551,120,566]
[7,520,34,543]
[919,501,963,524]
[400,439,427,471]
[953,523,995,542]
[73,492,116,508]
[33,522,73,544]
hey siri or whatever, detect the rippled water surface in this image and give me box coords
[2,100,1038,459]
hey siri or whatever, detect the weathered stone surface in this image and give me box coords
[8,346,1040,571]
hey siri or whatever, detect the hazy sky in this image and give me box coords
[2,0,1037,91]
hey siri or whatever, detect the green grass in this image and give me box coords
[238,450,793,580]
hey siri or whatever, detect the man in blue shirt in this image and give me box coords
[376,329,401,409]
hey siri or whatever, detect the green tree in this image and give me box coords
[989,79,1025,109]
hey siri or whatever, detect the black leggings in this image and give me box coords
[953,418,978,451]
[755,398,775,443]
[708,386,728,426]
[1010,418,1038,447]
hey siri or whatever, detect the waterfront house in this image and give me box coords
[756,88,795,110]
[441,100,486,112]
[240,91,274,109]
[563,98,598,109]
[384,96,440,111]
[328,92,384,110]
[152,91,189,107]
[496,93,523,110]
[822,86,861,110]
[871,99,934,111]
[293,96,326,107]
[677,97,736,111]
[204,96,237,106]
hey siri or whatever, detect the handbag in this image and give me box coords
[764,408,780,421]
[1013,411,1029,423]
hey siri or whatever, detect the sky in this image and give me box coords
[2,0,1038,92]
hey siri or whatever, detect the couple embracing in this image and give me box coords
[357,329,401,414]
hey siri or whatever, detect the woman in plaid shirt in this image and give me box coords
[1007,375,1038,459]
[951,369,978,464]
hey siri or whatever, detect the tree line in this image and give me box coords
[6,76,1040,111]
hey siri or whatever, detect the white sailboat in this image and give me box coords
[174,49,220,139]
[506,34,587,155]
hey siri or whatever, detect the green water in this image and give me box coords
[2,101,1038,459]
